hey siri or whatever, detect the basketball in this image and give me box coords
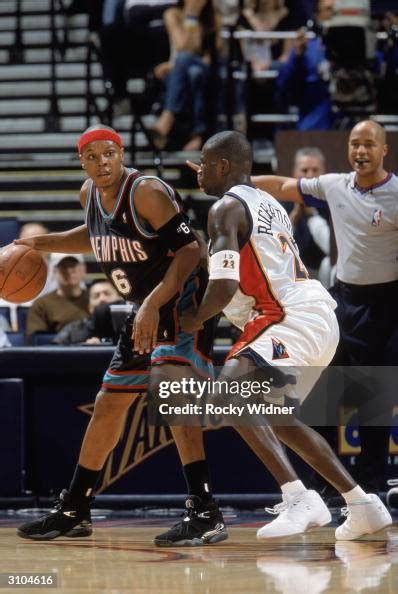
[0,243,47,304]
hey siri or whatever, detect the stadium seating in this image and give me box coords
[6,331,25,346]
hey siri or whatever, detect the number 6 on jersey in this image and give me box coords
[111,268,132,296]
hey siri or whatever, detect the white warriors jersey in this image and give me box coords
[221,185,337,331]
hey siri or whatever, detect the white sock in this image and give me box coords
[342,485,371,504]
[281,480,307,496]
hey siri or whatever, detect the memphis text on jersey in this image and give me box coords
[90,235,149,263]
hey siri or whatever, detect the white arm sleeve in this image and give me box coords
[307,214,330,255]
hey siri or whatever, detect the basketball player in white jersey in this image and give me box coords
[182,130,392,540]
[252,119,398,497]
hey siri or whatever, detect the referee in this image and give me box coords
[252,119,398,493]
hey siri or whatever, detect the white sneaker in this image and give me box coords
[335,494,392,541]
[256,490,332,539]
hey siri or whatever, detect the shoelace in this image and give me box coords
[52,494,66,511]
[170,506,197,527]
[50,491,93,514]
[387,479,398,487]
[264,501,288,515]
[264,492,307,516]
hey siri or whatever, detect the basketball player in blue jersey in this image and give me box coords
[181,130,391,541]
[15,124,228,544]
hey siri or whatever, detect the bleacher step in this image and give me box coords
[0,0,53,13]
[0,168,181,184]
[0,62,102,80]
[0,28,88,47]
[0,209,85,223]
[0,14,88,30]
[0,97,106,116]
[0,47,87,64]
[0,79,105,97]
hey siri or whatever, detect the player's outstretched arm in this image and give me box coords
[132,179,201,353]
[186,160,303,203]
[251,175,303,202]
[181,197,241,333]
[14,224,93,254]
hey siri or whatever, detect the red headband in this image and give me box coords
[77,129,123,153]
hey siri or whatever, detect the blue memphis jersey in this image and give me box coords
[85,169,184,302]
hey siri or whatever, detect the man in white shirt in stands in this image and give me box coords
[288,147,332,286]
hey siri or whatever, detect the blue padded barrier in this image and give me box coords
[0,379,25,495]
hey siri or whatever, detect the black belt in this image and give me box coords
[335,278,398,304]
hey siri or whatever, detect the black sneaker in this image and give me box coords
[154,496,228,547]
[17,489,92,541]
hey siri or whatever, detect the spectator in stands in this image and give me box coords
[53,279,121,345]
[0,223,57,331]
[213,0,240,26]
[378,10,398,114]
[240,0,292,71]
[89,1,173,115]
[26,254,89,342]
[322,1,378,124]
[288,147,332,284]
[19,223,57,296]
[93,0,130,113]
[151,0,219,151]
[275,0,335,130]
[0,315,11,348]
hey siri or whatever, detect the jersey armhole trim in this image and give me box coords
[129,176,180,239]
[84,180,94,225]
[224,191,253,250]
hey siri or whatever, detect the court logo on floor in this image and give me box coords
[339,406,398,455]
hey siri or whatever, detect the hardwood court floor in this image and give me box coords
[0,514,397,594]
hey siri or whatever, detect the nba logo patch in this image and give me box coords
[271,338,289,360]
[371,208,382,227]
[122,212,127,224]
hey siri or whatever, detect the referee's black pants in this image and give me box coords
[329,279,398,492]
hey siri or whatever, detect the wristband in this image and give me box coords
[209,250,240,281]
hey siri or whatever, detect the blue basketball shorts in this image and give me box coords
[101,269,215,393]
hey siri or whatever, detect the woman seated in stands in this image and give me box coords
[151,0,218,151]
[240,0,293,72]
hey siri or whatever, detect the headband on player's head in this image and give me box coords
[77,129,123,153]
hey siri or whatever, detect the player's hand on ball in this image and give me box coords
[0,243,12,253]
[180,312,203,333]
[132,300,160,354]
